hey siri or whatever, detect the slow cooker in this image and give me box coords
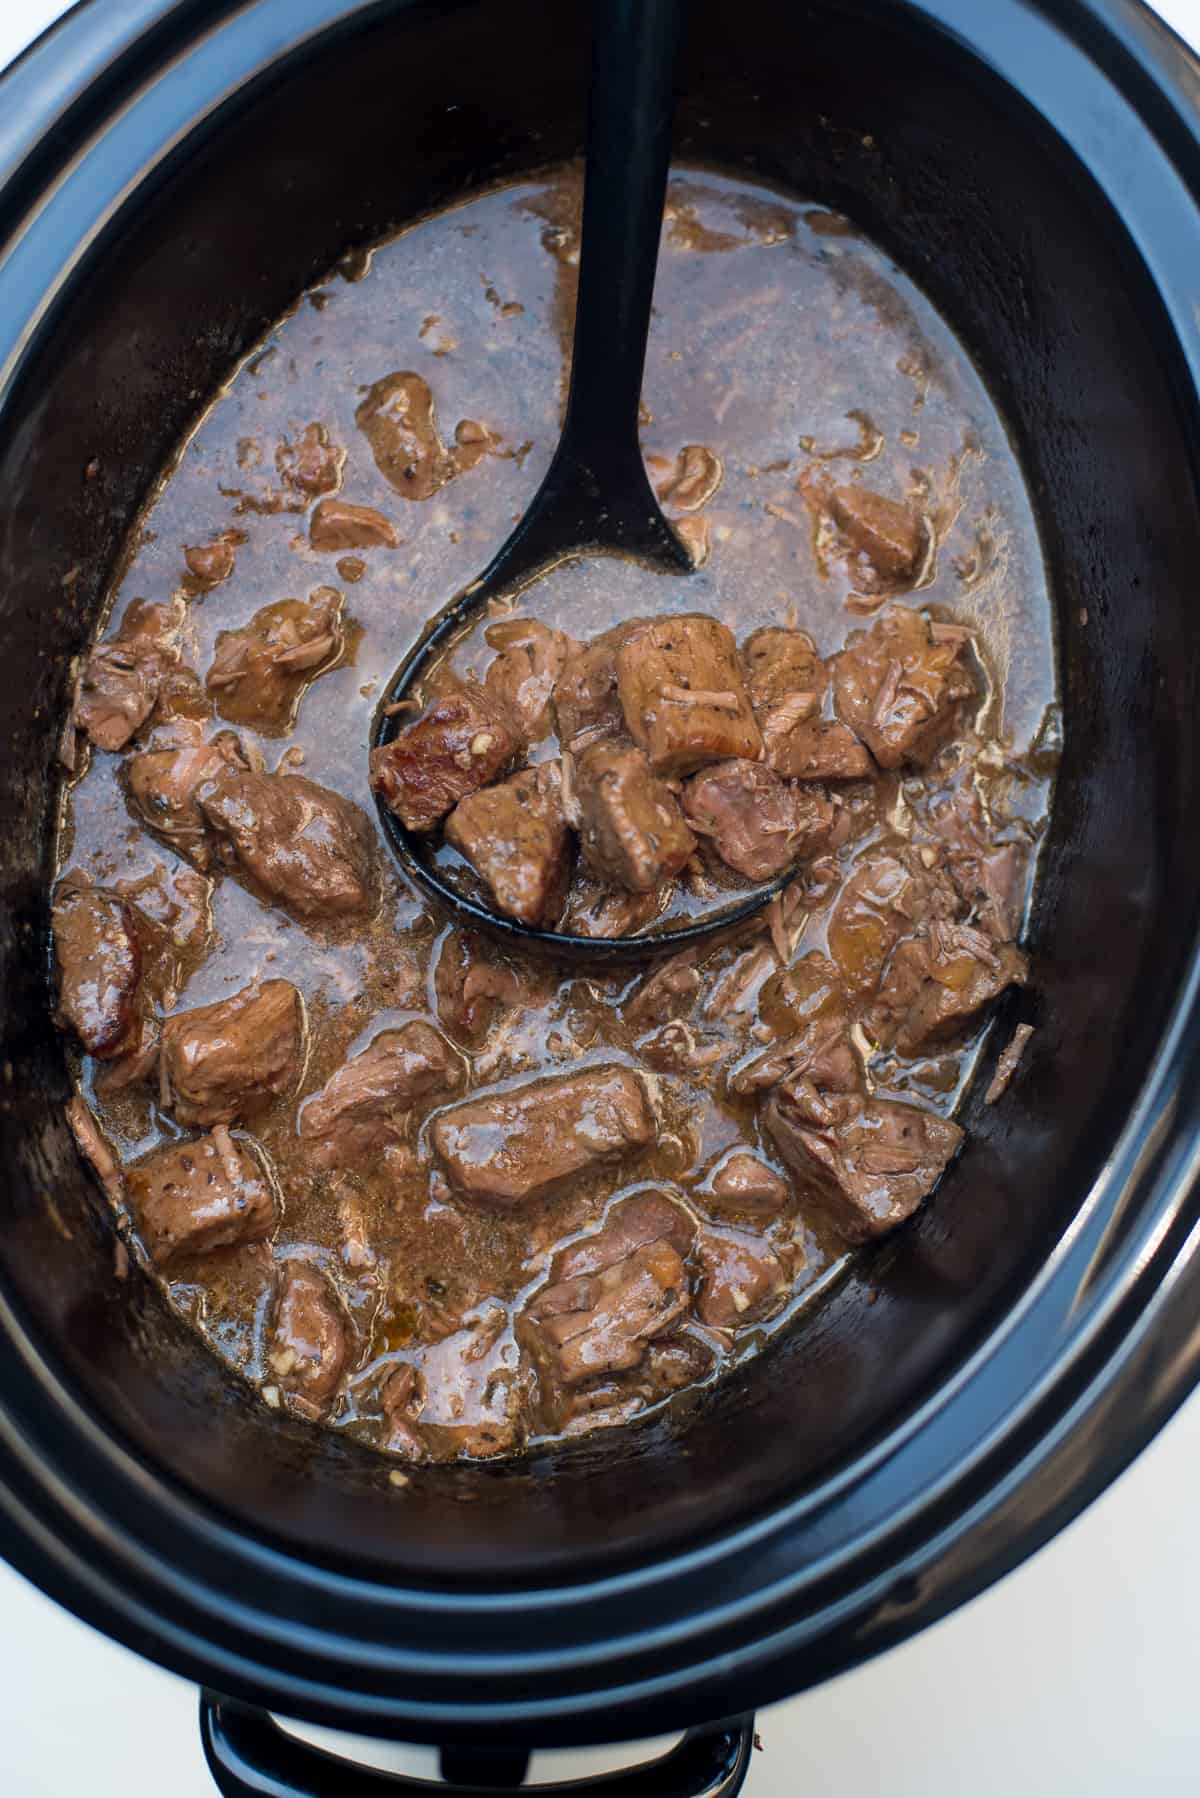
[2,0,1200,1790]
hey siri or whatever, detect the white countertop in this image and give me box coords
[3,0,1199,1790]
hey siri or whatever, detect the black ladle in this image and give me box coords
[371,0,793,958]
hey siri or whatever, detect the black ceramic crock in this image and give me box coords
[3,0,1200,1791]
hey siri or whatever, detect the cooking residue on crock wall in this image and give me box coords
[52,167,1058,1463]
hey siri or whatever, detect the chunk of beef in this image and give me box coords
[701,1149,790,1217]
[127,1126,278,1269]
[828,850,958,996]
[922,773,1030,941]
[444,762,572,927]
[574,739,696,893]
[529,1239,689,1387]
[655,444,723,512]
[276,421,345,499]
[616,614,763,777]
[743,627,873,781]
[682,759,834,881]
[71,596,187,753]
[743,627,823,707]
[411,1306,521,1458]
[299,1021,464,1167]
[355,371,483,500]
[369,677,520,832]
[309,498,399,551]
[552,618,652,749]
[731,1010,861,1116]
[431,1064,653,1205]
[160,979,306,1127]
[624,953,700,1029]
[637,1019,731,1077]
[267,1259,348,1413]
[695,1228,787,1328]
[199,770,377,918]
[550,1191,697,1284]
[206,588,344,733]
[764,1091,962,1242]
[118,861,214,976]
[833,607,975,769]
[867,922,1028,1056]
[183,531,241,591]
[484,617,574,744]
[827,482,928,591]
[558,873,674,939]
[52,879,141,1057]
[123,727,248,870]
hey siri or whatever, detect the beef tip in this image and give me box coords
[528,1239,689,1388]
[743,626,823,707]
[276,421,345,499]
[558,873,673,939]
[267,1259,348,1412]
[309,498,399,551]
[743,627,873,782]
[355,371,467,500]
[484,617,574,744]
[199,770,377,918]
[552,618,653,750]
[71,596,187,753]
[637,1019,731,1077]
[833,607,975,769]
[549,1191,696,1285]
[127,1126,278,1269]
[434,930,510,1043]
[624,953,700,1028]
[828,850,958,997]
[616,614,763,777]
[640,1332,714,1394]
[444,762,572,928]
[369,676,520,832]
[922,773,1030,941]
[682,759,834,881]
[655,444,723,512]
[701,1149,790,1217]
[431,1064,653,1205]
[183,531,241,591]
[573,739,695,893]
[731,1010,861,1114]
[160,979,306,1127]
[206,588,344,733]
[119,861,213,970]
[695,1228,787,1328]
[299,1020,464,1167]
[52,879,141,1057]
[827,483,928,591]
[867,921,1028,1056]
[411,1306,521,1458]
[123,726,249,870]
[764,1090,962,1242]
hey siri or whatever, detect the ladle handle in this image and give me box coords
[562,0,688,463]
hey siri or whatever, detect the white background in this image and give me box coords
[3,0,1200,1791]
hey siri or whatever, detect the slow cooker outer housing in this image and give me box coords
[1,0,1199,1748]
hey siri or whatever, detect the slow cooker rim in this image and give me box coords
[1,0,1199,1744]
